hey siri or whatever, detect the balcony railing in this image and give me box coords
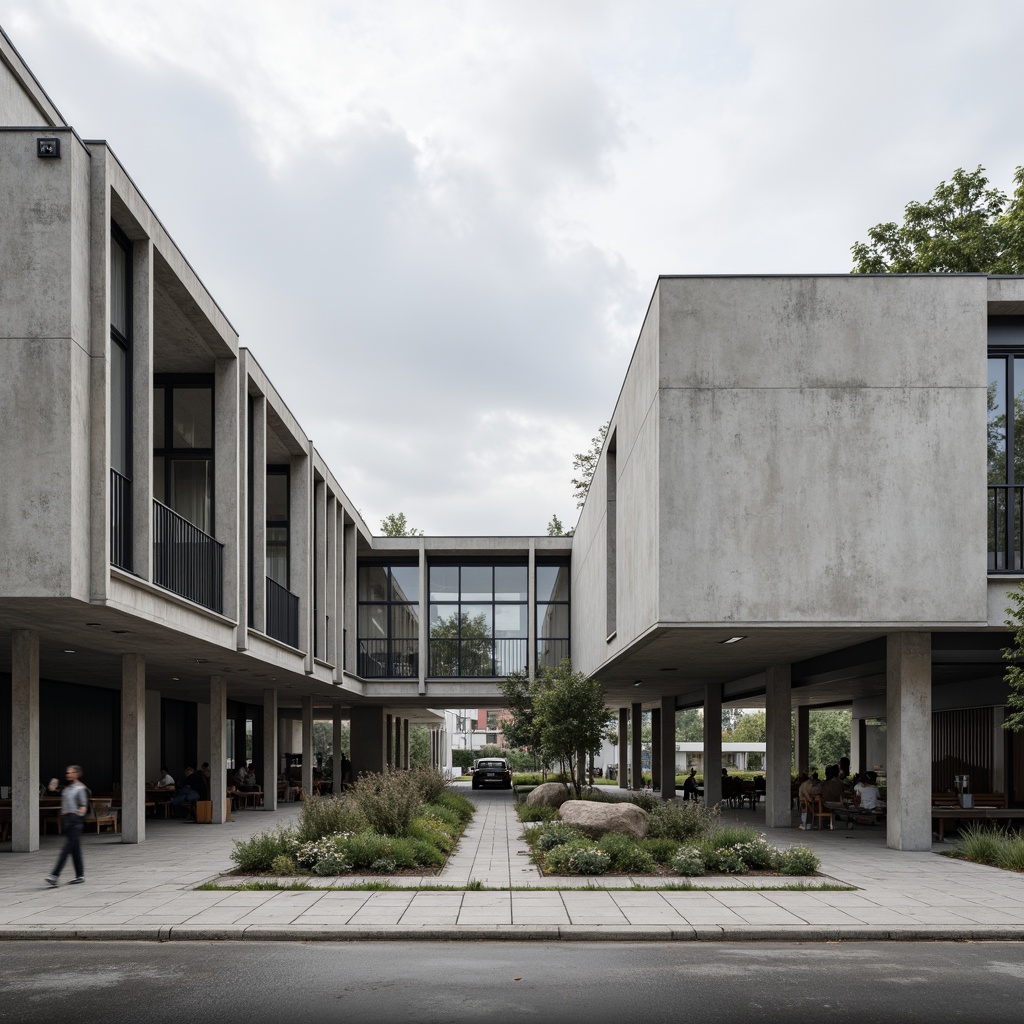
[266,576,300,648]
[358,638,418,678]
[110,468,132,571]
[153,499,223,612]
[988,484,1024,572]
[427,637,527,678]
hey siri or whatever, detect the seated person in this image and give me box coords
[169,767,203,820]
[854,771,883,810]
[798,772,822,830]
[820,764,844,804]
[234,763,257,792]
[681,768,698,802]
[838,756,851,781]
[154,767,175,790]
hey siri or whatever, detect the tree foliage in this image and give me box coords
[851,166,1024,274]
[546,513,572,537]
[571,423,609,510]
[428,610,491,676]
[499,661,612,798]
[1002,582,1024,731]
[379,512,423,537]
[808,709,851,770]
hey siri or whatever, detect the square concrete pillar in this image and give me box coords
[301,697,314,796]
[703,684,722,807]
[886,632,933,851]
[402,718,410,769]
[658,696,677,802]
[794,704,810,774]
[351,706,387,777]
[209,676,227,823]
[765,663,793,828]
[263,688,278,811]
[250,395,267,633]
[618,708,629,789]
[214,358,240,624]
[131,238,153,581]
[630,703,643,789]
[332,707,343,793]
[650,707,661,790]
[12,629,39,852]
[120,653,146,844]
[386,713,394,769]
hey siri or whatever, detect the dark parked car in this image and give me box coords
[471,758,513,790]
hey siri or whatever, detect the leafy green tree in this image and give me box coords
[409,724,431,768]
[379,512,423,537]
[547,513,572,537]
[499,671,545,755]
[675,708,703,742]
[851,166,1024,274]
[571,423,609,509]
[728,711,767,744]
[808,709,851,771]
[1002,582,1024,731]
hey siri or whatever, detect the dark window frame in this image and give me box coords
[988,318,1024,573]
[110,221,133,478]
[536,558,571,669]
[357,561,420,679]
[266,464,291,590]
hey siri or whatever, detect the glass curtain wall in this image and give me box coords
[428,564,527,677]
[988,321,1024,571]
[109,225,132,569]
[536,562,571,669]
[266,467,289,586]
[358,564,419,677]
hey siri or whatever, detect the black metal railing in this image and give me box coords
[357,638,418,678]
[427,637,527,678]
[266,576,300,648]
[110,468,132,571]
[536,637,571,670]
[988,484,1024,571]
[152,499,223,612]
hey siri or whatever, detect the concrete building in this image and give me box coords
[2,25,1021,855]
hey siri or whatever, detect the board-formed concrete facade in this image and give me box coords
[2,25,1022,855]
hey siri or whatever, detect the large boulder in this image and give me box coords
[525,782,571,808]
[558,799,649,839]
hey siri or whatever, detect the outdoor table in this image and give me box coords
[827,800,886,829]
[931,806,1024,840]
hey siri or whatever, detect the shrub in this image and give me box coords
[671,847,705,877]
[632,792,661,813]
[231,827,301,872]
[348,770,424,836]
[777,846,820,875]
[423,803,462,830]
[270,854,298,876]
[296,834,353,869]
[297,796,365,842]
[958,824,1005,866]
[598,832,656,873]
[997,835,1024,872]
[533,821,585,852]
[545,841,611,875]
[642,838,681,864]
[408,815,457,854]
[313,852,352,876]
[408,766,448,804]
[406,839,446,868]
[517,804,559,823]
[371,858,397,874]
[700,843,748,874]
[709,826,759,851]
[647,802,719,843]
[733,835,779,871]
[433,791,474,821]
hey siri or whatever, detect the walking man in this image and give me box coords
[45,765,89,886]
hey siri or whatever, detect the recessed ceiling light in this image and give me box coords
[112,629,130,634]
[86,622,101,627]
[721,636,746,644]
[63,649,75,654]
[660,667,677,672]
[195,658,209,664]
[172,677,179,681]
[633,680,643,687]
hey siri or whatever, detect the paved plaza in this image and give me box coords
[1,787,1023,941]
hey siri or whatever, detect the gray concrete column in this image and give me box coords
[343,521,357,674]
[301,697,314,796]
[214,357,240,624]
[332,707,343,793]
[886,632,933,852]
[658,696,677,802]
[263,688,278,811]
[794,704,810,774]
[11,629,39,852]
[403,718,410,769]
[314,477,327,661]
[386,713,394,768]
[351,706,387,776]
[650,707,661,790]
[209,676,227,824]
[250,394,267,632]
[630,702,643,790]
[765,663,793,828]
[618,708,629,789]
[120,653,146,844]
[131,237,153,581]
[527,538,536,679]
[849,716,862,776]
[326,496,338,668]
[703,684,722,807]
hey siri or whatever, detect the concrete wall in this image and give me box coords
[656,275,989,626]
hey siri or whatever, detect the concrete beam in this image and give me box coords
[886,632,932,852]
[120,653,146,844]
[703,684,722,807]
[765,663,792,828]
[11,629,39,852]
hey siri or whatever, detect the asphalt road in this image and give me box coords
[2,941,1022,1024]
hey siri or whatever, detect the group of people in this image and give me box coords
[796,759,883,830]
[151,763,214,821]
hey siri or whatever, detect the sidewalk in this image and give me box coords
[1,788,1023,941]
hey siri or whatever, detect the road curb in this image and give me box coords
[1,923,1023,942]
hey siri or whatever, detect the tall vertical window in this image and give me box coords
[428,564,527,677]
[109,224,132,570]
[153,375,214,535]
[358,563,419,677]
[537,561,571,669]
[988,321,1024,571]
[266,466,290,587]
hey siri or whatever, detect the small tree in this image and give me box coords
[1003,582,1024,731]
[571,423,609,509]
[379,512,423,537]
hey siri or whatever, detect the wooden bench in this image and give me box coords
[931,793,1018,839]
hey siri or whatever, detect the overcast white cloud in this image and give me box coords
[3,0,1024,533]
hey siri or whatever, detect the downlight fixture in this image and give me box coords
[720,636,746,644]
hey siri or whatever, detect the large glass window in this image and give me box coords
[988,321,1024,570]
[109,228,131,478]
[153,376,214,535]
[429,564,527,677]
[537,561,571,669]
[357,563,419,678]
[266,467,289,587]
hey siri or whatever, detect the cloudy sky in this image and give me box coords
[3,1,1024,535]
